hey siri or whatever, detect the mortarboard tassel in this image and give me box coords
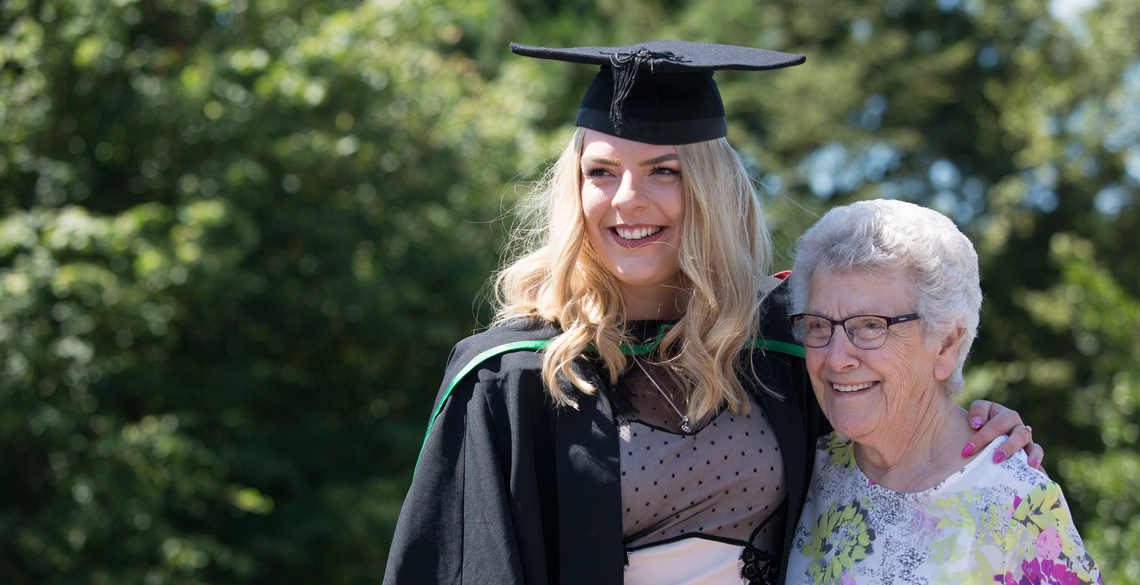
[608,48,687,133]
[608,48,655,134]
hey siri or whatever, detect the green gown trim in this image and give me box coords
[415,327,805,472]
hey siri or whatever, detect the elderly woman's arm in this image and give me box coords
[965,399,1045,468]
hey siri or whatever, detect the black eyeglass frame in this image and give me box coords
[789,313,922,349]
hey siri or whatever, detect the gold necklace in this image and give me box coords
[632,357,692,434]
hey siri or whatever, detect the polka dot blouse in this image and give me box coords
[615,361,786,555]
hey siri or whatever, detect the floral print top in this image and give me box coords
[785,433,1101,585]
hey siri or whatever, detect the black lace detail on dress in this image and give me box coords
[739,543,779,585]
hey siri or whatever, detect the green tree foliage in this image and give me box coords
[2,0,1136,583]
[2,0,534,582]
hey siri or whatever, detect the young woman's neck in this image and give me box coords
[621,285,685,320]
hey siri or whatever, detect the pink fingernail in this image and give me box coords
[992,450,1005,463]
[961,442,976,457]
[970,416,983,429]
[1030,458,1040,468]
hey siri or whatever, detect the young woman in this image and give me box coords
[382,41,1041,585]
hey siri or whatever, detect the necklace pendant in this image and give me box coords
[680,417,692,434]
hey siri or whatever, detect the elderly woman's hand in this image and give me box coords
[963,399,1044,469]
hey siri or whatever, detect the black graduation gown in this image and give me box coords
[382,282,827,585]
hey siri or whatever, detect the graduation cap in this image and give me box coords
[510,40,806,145]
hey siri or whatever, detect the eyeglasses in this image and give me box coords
[789,313,921,349]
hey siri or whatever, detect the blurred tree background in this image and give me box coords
[1,0,1137,583]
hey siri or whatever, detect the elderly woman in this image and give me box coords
[783,199,1100,585]
[384,41,1042,585]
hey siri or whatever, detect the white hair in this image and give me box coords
[788,199,982,394]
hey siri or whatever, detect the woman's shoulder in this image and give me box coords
[963,436,1052,492]
[445,317,561,379]
[451,317,560,353]
[424,319,563,433]
[944,438,1101,584]
[935,437,1070,519]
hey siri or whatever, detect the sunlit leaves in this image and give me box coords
[3,0,1139,583]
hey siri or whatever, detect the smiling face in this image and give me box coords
[580,129,686,318]
[803,268,960,446]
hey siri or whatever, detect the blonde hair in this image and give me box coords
[493,128,774,421]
